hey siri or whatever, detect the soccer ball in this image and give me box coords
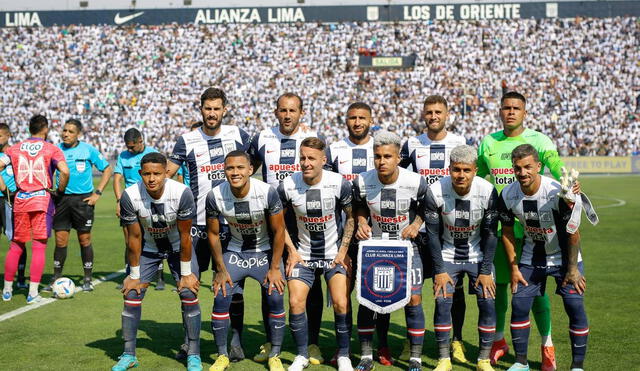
[52,277,76,299]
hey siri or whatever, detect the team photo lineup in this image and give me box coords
[0,82,604,371]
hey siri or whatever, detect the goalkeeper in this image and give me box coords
[477,91,579,371]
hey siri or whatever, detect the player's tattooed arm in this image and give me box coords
[563,231,586,294]
[166,161,180,178]
[207,217,233,297]
[335,204,355,274]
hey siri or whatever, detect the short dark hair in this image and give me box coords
[511,144,539,163]
[300,137,325,151]
[276,92,303,111]
[347,102,372,115]
[29,115,48,136]
[225,150,251,164]
[140,152,167,167]
[124,128,142,143]
[0,123,10,133]
[201,88,228,107]
[501,91,527,106]
[65,119,82,132]
[191,121,203,130]
[423,95,448,109]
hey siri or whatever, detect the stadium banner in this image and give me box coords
[359,55,417,69]
[560,156,639,174]
[356,239,413,314]
[1,1,639,27]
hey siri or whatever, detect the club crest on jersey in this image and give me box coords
[373,266,395,293]
[20,142,43,156]
[540,211,552,222]
[223,142,235,153]
[252,210,263,220]
[397,199,410,213]
[472,209,483,220]
[323,197,334,210]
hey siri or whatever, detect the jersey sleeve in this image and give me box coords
[266,186,283,216]
[51,146,66,166]
[537,135,564,180]
[479,188,499,275]
[276,182,290,208]
[114,154,123,174]
[324,145,336,171]
[351,177,365,207]
[248,133,262,163]
[497,190,515,227]
[476,138,490,179]
[177,188,196,221]
[238,128,251,152]
[169,136,186,166]
[423,187,445,274]
[399,141,411,169]
[90,145,110,172]
[205,191,219,219]
[119,191,138,226]
[339,177,353,208]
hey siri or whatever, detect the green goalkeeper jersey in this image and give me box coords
[477,128,564,193]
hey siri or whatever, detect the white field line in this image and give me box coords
[589,195,627,209]
[0,269,125,322]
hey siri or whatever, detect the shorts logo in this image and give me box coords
[228,254,268,269]
[322,197,334,210]
[85,219,93,227]
[373,266,394,293]
[20,142,43,156]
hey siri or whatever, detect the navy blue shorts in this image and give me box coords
[287,260,348,288]
[438,261,495,296]
[139,249,199,284]
[221,250,284,294]
[513,262,585,299]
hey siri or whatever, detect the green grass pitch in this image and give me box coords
[0,175,638,370]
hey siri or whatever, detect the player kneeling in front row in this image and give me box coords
[278,137,355,371]
[113,153,202,371]
[353,131,427,371]
[207,151,287,371]
[498,144,588,371]
[424,145,498,371]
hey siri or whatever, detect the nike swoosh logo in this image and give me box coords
[293,203,304,207]
[367,201,376,205]
[267,150,276,154]
[212,326,225,330]
[337,329,349,333]
[340,160,349,164]
[417,155,427,158]
[573,344,586,348]
[275,324,286,329]
[114,11,145,25]
[196,153,205,157]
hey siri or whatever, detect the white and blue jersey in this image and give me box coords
[114,146,159,188]
[325,136,375,182]
[57,141,110,194]
[119,179,195,254]
[277,170,352,261]
[249,126,322,188]
[400,132,466,185]
[170,126,250,226]
[498,176,577,267]
[206,178,282,253]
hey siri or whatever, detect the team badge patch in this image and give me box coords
[323,197,334,210]
[357,239,413,314]
[397,199,410,213]
[75,160,86,173]
[472,209,483,220]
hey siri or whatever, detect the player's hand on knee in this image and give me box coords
[510,268,528,294]
[286,250,304,277]
[264,267,285,295]
[122,277,142,296]
[433,272,454,297]
[212,270,233,297]
[332,251,349,270]
[475,274,496,299]
[355,223,372,241]
[562,269,586,295]
[178,273,200,295]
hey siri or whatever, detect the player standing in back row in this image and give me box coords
[249,93,323,364]
[0,115,69,304]
[400,95,468,363]
[167,88,251,359]
[476,92,564,370]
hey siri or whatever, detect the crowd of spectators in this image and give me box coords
[0,16,638,158]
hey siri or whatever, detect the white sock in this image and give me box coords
[541,335,553,347]
[28,282,39,297]
[361,355,373,360]
[495,332,504,341]
[3,280,12,293]
[410,357,422,363]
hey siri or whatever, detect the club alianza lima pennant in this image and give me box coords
[357,239,413,314]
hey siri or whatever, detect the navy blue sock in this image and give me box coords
[376,313,391,348]
[434,296,453,359]
[452,284,466,341]
[510,296,534,359]
[230,292,244,347]
[212,291,232,356]
[306,279,323,345]
[179,289,201,356]
[405,304,425,359]
[290,312,309,357]
[122,288,146,355]
[335,312,350,357]
[564,297,589,368]
[477,297,496,360]
[266,288,286,356]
